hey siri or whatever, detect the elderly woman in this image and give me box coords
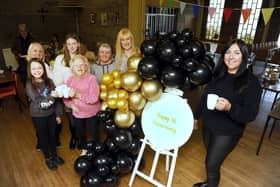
[63,55,100,155]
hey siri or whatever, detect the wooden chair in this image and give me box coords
[0,71,24,111]
[256,101,280,155]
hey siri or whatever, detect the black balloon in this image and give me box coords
[180,45,193,58]
[86,140,96,150]
[85,172,103,187]
[86,149,96,161]
[104,175,120,187]
[93,143,106,155]
[74,156,92,176]
[127,139,141,155]
[181,58,199,72]
[181,28,194,42]
[105,138,119,153]
[105,108,116,118]
[113,130,132,150]
[190,40,205,60]
[138,56,159,80]
[160,66,185,88]
[80,175,87,187]
[170,54,183,68]
[129,120,142,137]
[116,153,133,175]
[181,75,195,90]
[157,41,176,63]
[96,164,110,176]
[94,154,113,166]
[175,36,187,48]
[189,63,212,85]
[110,163,121,175]
[168,31,179,41]
[104,122,118,136]
[96,111,110,121]
[202,55,215,71]
[140,40,157,56]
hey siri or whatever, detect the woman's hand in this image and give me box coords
[215,97,231,111]
[56,117,62,124]
[51,90,60,98]
[69,89,81,98]
[193,119,199,130]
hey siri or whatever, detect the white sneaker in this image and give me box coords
[80,149,87,156]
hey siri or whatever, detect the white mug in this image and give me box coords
[207,94,219,110]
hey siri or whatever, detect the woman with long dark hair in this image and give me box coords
[193,39,262,187]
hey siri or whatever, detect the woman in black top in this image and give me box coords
[193,39,262,187]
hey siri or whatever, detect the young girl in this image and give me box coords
[26,59,64,170]
[63,55,100,155]
[90,43,116,83]
[115,28,140,73]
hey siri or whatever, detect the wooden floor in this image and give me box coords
[0,82,280,187]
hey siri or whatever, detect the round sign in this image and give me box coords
[141,92,193,150]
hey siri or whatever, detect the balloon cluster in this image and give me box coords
[139,28,215,89]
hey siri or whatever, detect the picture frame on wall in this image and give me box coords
[101,13,108,26]
[89,13,96,24]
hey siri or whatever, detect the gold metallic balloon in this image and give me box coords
[121,71,142,92]
[127,54,142,72]
[102,73,113,85]
[134,109,143,117]
[100,101,109,111]
[128,91,147,111]
[100,84,107,92]
[118,89,129,100]
[111,69,121,78]
[114,110,135,128]
[141,80,163,101]
[107,89,118,99]
[100,91,108,101]
[113,78,122,89]
[108,98,118,109]
[117,98,129,111]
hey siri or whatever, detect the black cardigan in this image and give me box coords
[194,71,262,135]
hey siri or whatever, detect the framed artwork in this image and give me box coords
[89,13,96,24]
[101,13,108,26]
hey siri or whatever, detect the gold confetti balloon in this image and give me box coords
[141,79,162,101]
[121,71,142,92]
[127,54,142,72]
[128,91,147,111]
[114,110,135,128]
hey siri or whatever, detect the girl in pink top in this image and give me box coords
[64,55,100,154]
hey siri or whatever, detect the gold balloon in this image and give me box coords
[113,78,122,89]
[100,101,109,111]
[102,73,113,85]
[111,69,121,78]
[100,84,107,92]
[141,80,163,101]
[121,71,142,92]
[128,91,147,111]
[100,91,107,101]
[114,110,135,128]
[127,54,142,72]
[134,109,143,117]
[117,98,129,111]
[118,89,129,100]
[107,98,118,109]
[107,89,118,99]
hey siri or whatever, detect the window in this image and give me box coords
[205,0,225,41]
[237,0,263,44]
[145,7,178,38]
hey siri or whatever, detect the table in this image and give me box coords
[261,79,280,110]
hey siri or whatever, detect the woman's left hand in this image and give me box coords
[215,97,231,111]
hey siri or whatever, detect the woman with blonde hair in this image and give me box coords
[115,28,140,73]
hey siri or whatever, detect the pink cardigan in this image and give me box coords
[64,73,100,118]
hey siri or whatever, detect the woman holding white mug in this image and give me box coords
[193,39,262,187]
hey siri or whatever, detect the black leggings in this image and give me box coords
[202,127,241,187]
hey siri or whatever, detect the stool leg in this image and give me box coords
[256,116,271,155]
[268,119,277,139]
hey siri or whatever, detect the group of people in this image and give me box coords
[11,24,262,187]
[12,24,140,171]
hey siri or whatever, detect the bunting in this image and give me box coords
[223,8,233,23]
[180,1,186,15]
[208,7,216,19]
[242,8,251,24]
[193,5,200,17]
[262,8,275,25]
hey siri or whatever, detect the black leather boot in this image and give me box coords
[193,181,208,187]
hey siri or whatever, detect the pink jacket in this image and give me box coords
[64,73,100,118]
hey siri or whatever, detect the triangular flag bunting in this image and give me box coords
[242,8,251,24]
[160,0,164,7]
[167,0,174,8]
[224,8,233,23]
[262,8,274,26]
[180,1,186,15]
[208,7,216,19]
[193,5,200,17]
